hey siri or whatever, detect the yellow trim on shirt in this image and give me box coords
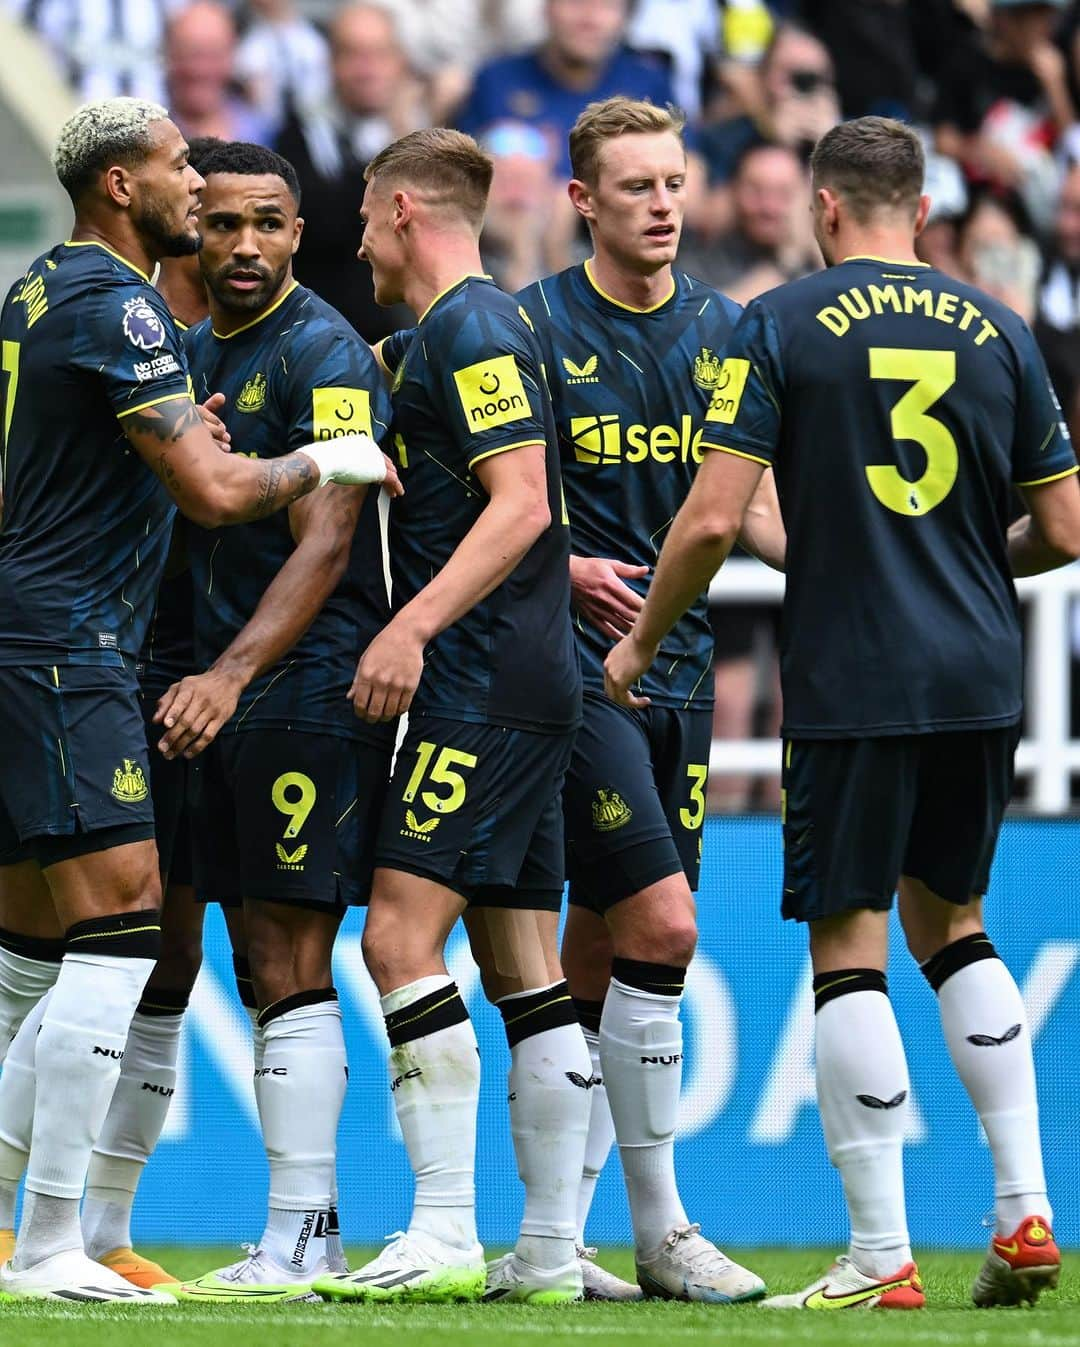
[418,273,492,325]
[842,254,930,268]
[63,239,151,283]
[468,438,545,470]
[702,441,771,467]
[583,258,675,313]
[1014,464,1080,488]
[211,279,298,339]
[116,391,193,419]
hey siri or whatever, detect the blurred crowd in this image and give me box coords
[11,0,1080,805]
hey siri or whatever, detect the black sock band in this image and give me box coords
[258,986,338,1028]
[233,954,257,1010]
[136,987,190,1016]
[611,957,686,997]
[572,996,605,1036]
[385,982,469,1049]
[65,908,161,959]
[499,979,577,1049]
[0,925,65,963]
[921,932,999,993]
[813,967,888,1012]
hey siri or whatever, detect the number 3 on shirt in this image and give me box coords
[866,348,957,517]
[402,741,478,814]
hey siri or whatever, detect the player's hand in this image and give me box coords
[349,621,424,722]
[604,631,657,709]
[380,453,404,498]
[198,393,231,450]
[569,555,648,640]
[153,668,245,759]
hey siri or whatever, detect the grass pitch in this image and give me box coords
[2,1247,1075,1347]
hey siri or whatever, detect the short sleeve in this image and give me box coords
[283,332,393,454]
[697,301,783,467]
[378,328,415,379]
[1011,327,1078,487]
[436,311,548,472]
[72,283,192,419]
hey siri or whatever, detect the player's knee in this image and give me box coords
[614,908,697,967]
[360,909,433,994]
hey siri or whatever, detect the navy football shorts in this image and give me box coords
[375,714,575,911]
[190,728,390,910]
[564,691,712,914]
[140,690,191,887]
[0,664,155,867]
[780,726,1021,922]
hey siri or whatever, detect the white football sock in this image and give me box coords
[326,1170,346,1272]
[816,983,912,1278]
[255,994,347,1275]
[600,977,688,1254]
[381,975,479,1251]
[14,950,154,1269]
[498,983,592,1270]
[82,1010,183,1257]
[0,943,60,1065]
[932,951,1050,1234]
[0,989,49,1161]
[577,1027,615,1244]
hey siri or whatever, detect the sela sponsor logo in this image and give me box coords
[390,1067,423,1092]
[453,355,529,432]
[569,413,705,466]
[122,296,167,351]
[562,353,599,384]
[704,357,751,425]
[134,353,182,383]
[111,759,149,803]
[591,788,632,833]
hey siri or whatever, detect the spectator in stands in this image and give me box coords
[698,21,839,188]
[480,122,560,293]
[681,142,817,301]
[627,0,721,120]
[166,1,272,145]
[933,0,1074,231]
[235,0,332,132]
[6,0,181,104]
[274,2,421,340]
[456,0,676,181]
[958,187,1043,321]
[1036,158,1080,438]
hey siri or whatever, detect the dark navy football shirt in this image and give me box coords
[699,256,1078,737]
[517,262,741,709]
[384,274,581,734]
[183,282,392,744]
[0,240,189,665]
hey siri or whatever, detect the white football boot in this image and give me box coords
[0,1248,177,1304]
[313,1229,485,1303]
[760,1254,924,1310]
[577,1246,643,1302]
[173,1244,324,1303]
[635,1223,766,1303]
[482,1251,583,1304]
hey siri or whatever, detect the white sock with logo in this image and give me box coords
[82,1009,184,1258]
[15,950,154,1269]
[577,1026,615,1244]
[381,975,479,1251]
[497,981,592,1270]
[254,993,346,1276]
[814,973,912,1279]
[600,968,688,1255]
[924,938,1050,1234]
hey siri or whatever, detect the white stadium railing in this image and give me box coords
[708,559,1080,813]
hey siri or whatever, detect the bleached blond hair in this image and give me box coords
[53,97,170,203]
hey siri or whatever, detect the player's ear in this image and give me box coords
[393,189,414,233]
[567,177,595,223]
[815,186,840,235]
[292,215,304,254]
[913,194,932,239]
[103,163,135,210]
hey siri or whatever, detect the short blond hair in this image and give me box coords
[569,97,686,186]
[364,128,493,229]
[54,96,169,204]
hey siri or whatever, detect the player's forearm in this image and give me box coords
[196,450,320,526]
[737,471,786,572]
[634,508,738,652]
[209,539,352,687]
[393,493,550,645]
[1007,514,1080,577]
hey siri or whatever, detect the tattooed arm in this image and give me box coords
[122,395,319,527]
